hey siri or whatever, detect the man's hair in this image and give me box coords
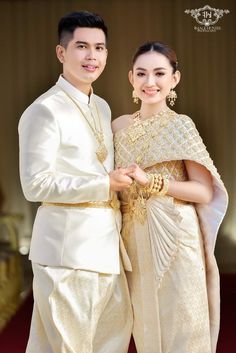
[58,11,108,48]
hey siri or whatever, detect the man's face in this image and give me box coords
[57,27,107,93]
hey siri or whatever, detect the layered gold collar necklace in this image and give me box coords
[128,108,175,144]
[59,86,108,164]
[127,108,175,165]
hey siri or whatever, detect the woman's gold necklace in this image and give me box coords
[128,108,173,143]
[127,108,175,223]
[128,108,175,165]
[59,87,108,164]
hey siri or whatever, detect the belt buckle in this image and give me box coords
[110,198,120,211]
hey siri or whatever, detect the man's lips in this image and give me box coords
[82,65,98,72]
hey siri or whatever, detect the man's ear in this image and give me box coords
[56,45,65,63]
[128,70,134,86]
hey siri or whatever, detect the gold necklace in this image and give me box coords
[128,108,175,165]
[59,87,108,164]
[125,108,175,223]
[134,108,174,125]
[127,108,173,144]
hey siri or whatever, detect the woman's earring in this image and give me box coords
[167,89,177,106]
[132,90,139,104]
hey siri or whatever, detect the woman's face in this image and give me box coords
[129,51,180,106]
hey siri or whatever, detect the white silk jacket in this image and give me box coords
[19,75,128,274]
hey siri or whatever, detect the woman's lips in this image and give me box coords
[143,89,160,96]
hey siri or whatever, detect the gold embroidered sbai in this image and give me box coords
[114,111,228,353]
[115,112,228,250]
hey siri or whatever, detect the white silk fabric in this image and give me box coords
[122,198,212,353]
[18,75,129,274]
[26,263,133,353]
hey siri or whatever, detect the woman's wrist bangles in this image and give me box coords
[141,173,169,196]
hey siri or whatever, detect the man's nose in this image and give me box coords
[86,48,96,60]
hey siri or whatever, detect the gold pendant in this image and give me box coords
[133,196,147,224]
[96,142,108,163]
[128,123,146,143]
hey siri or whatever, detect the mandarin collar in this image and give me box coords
[56,75,94,105]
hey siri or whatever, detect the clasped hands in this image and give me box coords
[109,163,147,192]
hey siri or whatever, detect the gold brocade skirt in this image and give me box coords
[121,196,212,353]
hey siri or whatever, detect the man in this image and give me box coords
[19,11,133,353]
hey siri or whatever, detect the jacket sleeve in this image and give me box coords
[18,103,110,203]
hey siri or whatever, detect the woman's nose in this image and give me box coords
[145,74,156,85]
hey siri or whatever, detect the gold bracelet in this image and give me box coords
[152,174,163,194]
[138,173,168,197]
[158,175,169,196]
[144,173,154,192]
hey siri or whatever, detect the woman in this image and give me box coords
[112,42,228,353]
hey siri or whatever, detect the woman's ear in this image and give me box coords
[128,70,134,86]
[172,70,181,88]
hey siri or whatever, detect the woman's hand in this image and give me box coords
[126,163,149,186]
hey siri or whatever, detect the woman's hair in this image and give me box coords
[58,11,108,48]
[132,41,178,73]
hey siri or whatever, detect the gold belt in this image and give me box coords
[42,199,120,210]
[121,198,188,214]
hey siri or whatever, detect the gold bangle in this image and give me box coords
[150,174,162,194]
[139,173,168,197]
[158,175,169,196]
[146,173,155,192]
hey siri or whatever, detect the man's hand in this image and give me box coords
[109,167,133,191]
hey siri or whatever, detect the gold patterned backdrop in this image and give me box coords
[0,0,235,271]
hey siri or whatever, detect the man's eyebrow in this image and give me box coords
[75,41,87,45]
[75,41,106,46]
